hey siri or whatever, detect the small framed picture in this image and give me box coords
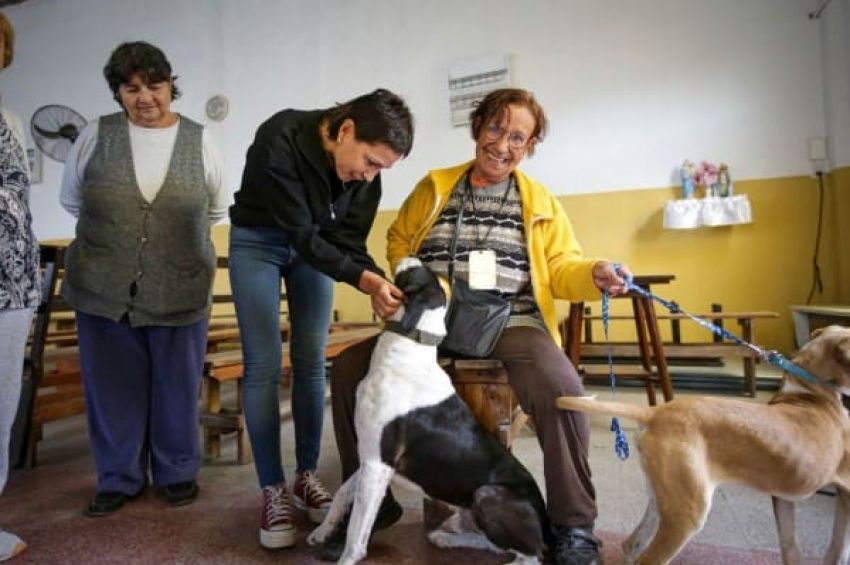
[447,54,512,127]
[27,147,42,184]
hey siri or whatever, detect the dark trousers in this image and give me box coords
[76,311,207,494]
[330,325,597,528]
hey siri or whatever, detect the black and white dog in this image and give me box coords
[307,258,550,564]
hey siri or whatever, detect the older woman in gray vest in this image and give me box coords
[0,12,38,560]
[59,41,229,517]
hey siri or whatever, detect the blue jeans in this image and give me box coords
[229,225,334,487]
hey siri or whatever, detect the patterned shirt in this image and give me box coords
[0,106,41,310]
[418,173,541,321]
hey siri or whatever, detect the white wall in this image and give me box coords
[820,0,850,168]
[1,0,833,240]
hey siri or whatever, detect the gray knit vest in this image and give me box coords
[61,112,215,327]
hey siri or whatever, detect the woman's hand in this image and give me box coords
[358,270,403,320]
[592,261,632,296]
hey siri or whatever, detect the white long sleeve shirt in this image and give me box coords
[60,117,229,222]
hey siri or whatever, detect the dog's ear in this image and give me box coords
[394,267,430,308]
[811,327,826,339]
[399,277,427,332]
[834,335,850,370]
[394,265,445,333]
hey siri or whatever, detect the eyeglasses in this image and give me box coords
[482,123,531,149]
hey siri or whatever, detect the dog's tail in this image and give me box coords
[556,396,653,424]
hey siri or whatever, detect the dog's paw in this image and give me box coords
[306,524,331,546]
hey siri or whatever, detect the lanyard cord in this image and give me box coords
[463,173,514,248]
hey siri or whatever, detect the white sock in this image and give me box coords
[0,530,26,561]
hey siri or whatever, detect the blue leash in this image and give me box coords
[616,271,823,387]
[600,266,825,461]
[601,277,630,461]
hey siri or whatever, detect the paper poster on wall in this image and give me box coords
[448,54,512,127]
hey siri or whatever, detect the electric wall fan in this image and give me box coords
[30,104,87,163]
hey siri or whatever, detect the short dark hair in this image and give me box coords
[0,12,15,67]
[103,41,181,106]
[324,88,414,157]
[469,88,548,156]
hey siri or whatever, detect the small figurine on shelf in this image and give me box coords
[680,159,696,199]
[717,163,733,197]
[696,161,719,198]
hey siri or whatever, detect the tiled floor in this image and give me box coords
[1,361,836,564]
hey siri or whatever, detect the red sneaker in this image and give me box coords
[292,470,334,523]
[259,482,296,549]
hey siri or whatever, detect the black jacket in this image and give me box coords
[230,109,384,287]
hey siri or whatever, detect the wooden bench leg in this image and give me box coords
[644,378,657,406]
[640,298,673,402]
[448,361,518,450]
[509,408,530,444]
[26,424,41,468]
[566,303,584,367]
[632,297,659,406]
[740,319,757,397]
[743,358,756,398]
[235,379,253,465]
[204,378,222,460]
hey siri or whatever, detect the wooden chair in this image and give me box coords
[10,244,66,468]
[563,275,677,406]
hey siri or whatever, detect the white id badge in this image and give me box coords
[468,249,498,289]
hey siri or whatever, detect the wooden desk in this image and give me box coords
[565,275,675,405]
[791,305,850,348]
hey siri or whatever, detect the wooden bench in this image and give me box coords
[200,325,381,464]
[201,348,254,464]
[567,305,779,397]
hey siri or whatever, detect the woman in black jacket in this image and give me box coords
[228,88,413,550]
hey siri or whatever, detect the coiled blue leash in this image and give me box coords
[602,264,630,461]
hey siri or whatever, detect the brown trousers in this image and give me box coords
[329,325,597,528]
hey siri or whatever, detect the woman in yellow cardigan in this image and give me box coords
[326,88,628,565]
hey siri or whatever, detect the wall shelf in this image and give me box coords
[663,195,752,229]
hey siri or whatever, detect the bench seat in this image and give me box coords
[567,308,779,396]
[200,325,381,464]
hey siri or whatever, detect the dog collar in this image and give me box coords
[765,351,833,389]
[383,321,444,346]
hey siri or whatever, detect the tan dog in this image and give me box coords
[556,325,850,565]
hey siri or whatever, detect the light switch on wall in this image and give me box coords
[808,137,827,161]
[807,136,830,174]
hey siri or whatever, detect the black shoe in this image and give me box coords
[319,494,403,561]
[86,491,129,517]
[163,480,199,507]
[551,524,602,565]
